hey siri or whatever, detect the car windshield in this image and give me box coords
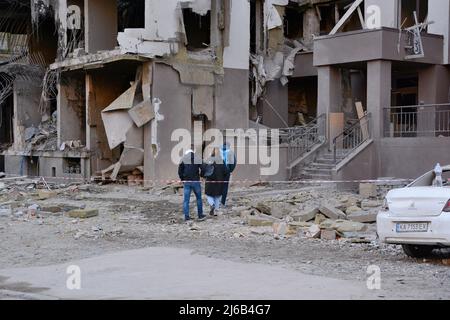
[409,167,450,187]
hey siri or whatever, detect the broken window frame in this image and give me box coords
[181,7,212,52]
[117,0,146,32]
[283,2,304,41]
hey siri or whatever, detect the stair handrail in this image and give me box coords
[287,114,327,167]
[332,113,372,164]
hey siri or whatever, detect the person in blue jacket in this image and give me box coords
[220,142,237,207]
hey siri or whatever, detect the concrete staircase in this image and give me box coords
[293,151,345,180]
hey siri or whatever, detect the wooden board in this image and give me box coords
[355,102,369,140]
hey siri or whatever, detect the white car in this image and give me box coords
[377,166,450,258]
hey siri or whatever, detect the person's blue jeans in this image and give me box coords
[183,182,203,220]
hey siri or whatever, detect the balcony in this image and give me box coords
[384,104,450,138]
[314,27,444,66]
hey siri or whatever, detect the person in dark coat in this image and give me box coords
[205,148,228,216]
[178,149,206,222]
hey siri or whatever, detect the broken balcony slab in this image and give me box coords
[171,63,217,86]
[101,110,135,150]
[128,99,155,128]
[101,83,140,150]
[102,83,138,112]
[50,51,150,72]
[124,125,144,149]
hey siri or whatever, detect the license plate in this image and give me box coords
[396,222,429,233]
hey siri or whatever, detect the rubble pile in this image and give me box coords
[24,113,58,152]
[236,184,383,243]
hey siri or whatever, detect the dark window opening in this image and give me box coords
[318,5,335,35]
[390,71,419,137]
[117,0,145,32]
[52,167,56,177]
[401,0,429,28]
[0,73,14,147]
[63,158,82,175]
[30,8,58,64]
[250,0,264,54]
[182,8,211,51]
[318,1,363,35]
[288,77,318,127]
[338,2,362,33]
[27,156,39,177]
[0,155,4,172]
[0,1,31,55]
[284,5,303,40]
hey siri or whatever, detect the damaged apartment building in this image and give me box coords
[1,0,450,184]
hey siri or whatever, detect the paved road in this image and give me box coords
[0,247,378,300]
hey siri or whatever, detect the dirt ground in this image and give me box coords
[1,181,450,300]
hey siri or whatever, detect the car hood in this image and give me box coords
[386,187,450,217]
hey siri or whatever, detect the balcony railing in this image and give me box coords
[384,104,450,138]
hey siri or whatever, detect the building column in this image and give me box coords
[303,8,320,47]
[367,60,391,139]
[317,66,341,141]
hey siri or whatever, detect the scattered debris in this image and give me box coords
[68,209,99,219]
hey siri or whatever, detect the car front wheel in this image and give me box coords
[402,244,435,258]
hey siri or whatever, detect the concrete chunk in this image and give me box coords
[345,205,362,215]
[40,206,63,213]
[252,203,271,215]
[291,207,319,222]
[288,221,314,229]
[333,220,367,233]
[128,99,155,128]
[321,229,337,240]
[347,211,378,223]
[319,205,347,220]
[306,224,321,238]
[360,183,377,198]
[68,209,99,219]
[246,215,278,227]
[361,199,383,210]
[38,190,58,200]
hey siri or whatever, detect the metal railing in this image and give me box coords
[333,114,372,164]
[287,114,326,165]
[384,104,450,137]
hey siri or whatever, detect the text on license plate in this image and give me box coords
[396,222,429,233]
